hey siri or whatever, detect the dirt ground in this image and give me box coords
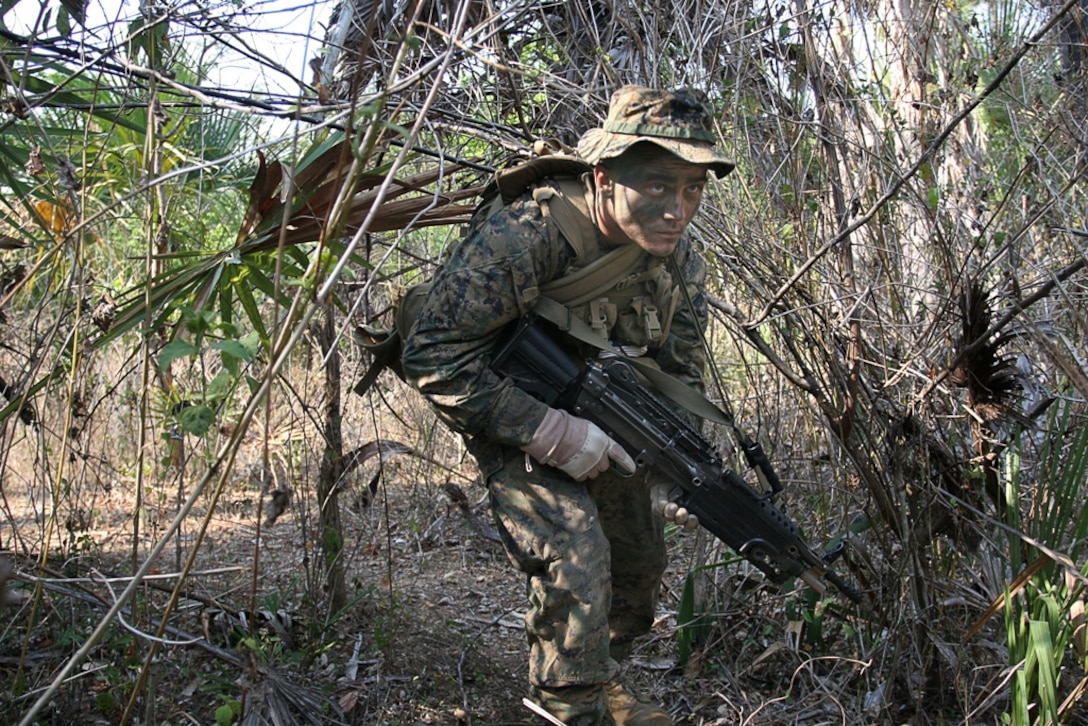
[1,455,865,726]
[0,367,882,726]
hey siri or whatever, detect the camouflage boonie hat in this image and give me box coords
[577,85,735,178]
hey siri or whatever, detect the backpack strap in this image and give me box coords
[353,325,402,395]
[539,243,645,306]
[354,155,629,395]
[531,176,599,267]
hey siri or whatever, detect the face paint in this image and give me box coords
[594,144,709,257]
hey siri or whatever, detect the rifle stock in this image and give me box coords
[492,315,860,604]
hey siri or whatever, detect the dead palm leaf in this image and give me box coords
[239,669,345,726]
[949,277,1023,423]
[237,137,484,251]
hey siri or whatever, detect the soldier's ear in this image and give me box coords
[593,165,613,196]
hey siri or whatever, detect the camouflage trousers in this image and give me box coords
[486,447,668,722]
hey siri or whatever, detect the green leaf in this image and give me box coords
[183,308,217,337]
[17,75,145,132]
[205,370,233,402]
[217,273,235,329]
[239,330,263,356]
[233,276,268,340]
[158,340,198,371]
[214,702,236,726]
[282,246,311,274]
[244,263,292,306]
[56,7,71,37]
[59,0,88,26]
[216,345,242,376]
[1029,619,1058,720]
[212,339,254,363]
[177,405,215,436]
[675,572,712,665]
[128,15,169,67]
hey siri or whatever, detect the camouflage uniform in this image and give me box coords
[401,85,732,726]
[402,189,706,722]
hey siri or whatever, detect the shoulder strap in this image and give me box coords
[539,244,645,306]
[354,154,628,395]
[531,177,660,307]
[531,176,598,265]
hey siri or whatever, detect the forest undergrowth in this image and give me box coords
[3,338,1078,726]
[3,0,1088,723]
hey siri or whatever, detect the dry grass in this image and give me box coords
[0,337,930,726]
[3,1,1088,722]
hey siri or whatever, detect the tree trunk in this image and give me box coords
[1056,0,1088,83]
[316,304,346,614]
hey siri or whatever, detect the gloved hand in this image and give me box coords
[522,407,636,481]
[650,481,700,531]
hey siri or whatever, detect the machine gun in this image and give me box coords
[492,314,860,604]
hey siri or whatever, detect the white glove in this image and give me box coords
[522,408,636,481]
[650,482,700,531]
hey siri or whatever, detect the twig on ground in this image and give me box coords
[522,697,568,725]
[456,606,523,726]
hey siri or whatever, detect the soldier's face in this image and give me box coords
[594,145,709,257]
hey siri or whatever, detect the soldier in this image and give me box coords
[402,86,734,726]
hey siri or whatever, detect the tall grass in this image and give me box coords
[1004,399,1088,724]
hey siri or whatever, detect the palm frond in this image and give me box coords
[949,277,1022,422]
[237,137,484,250]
